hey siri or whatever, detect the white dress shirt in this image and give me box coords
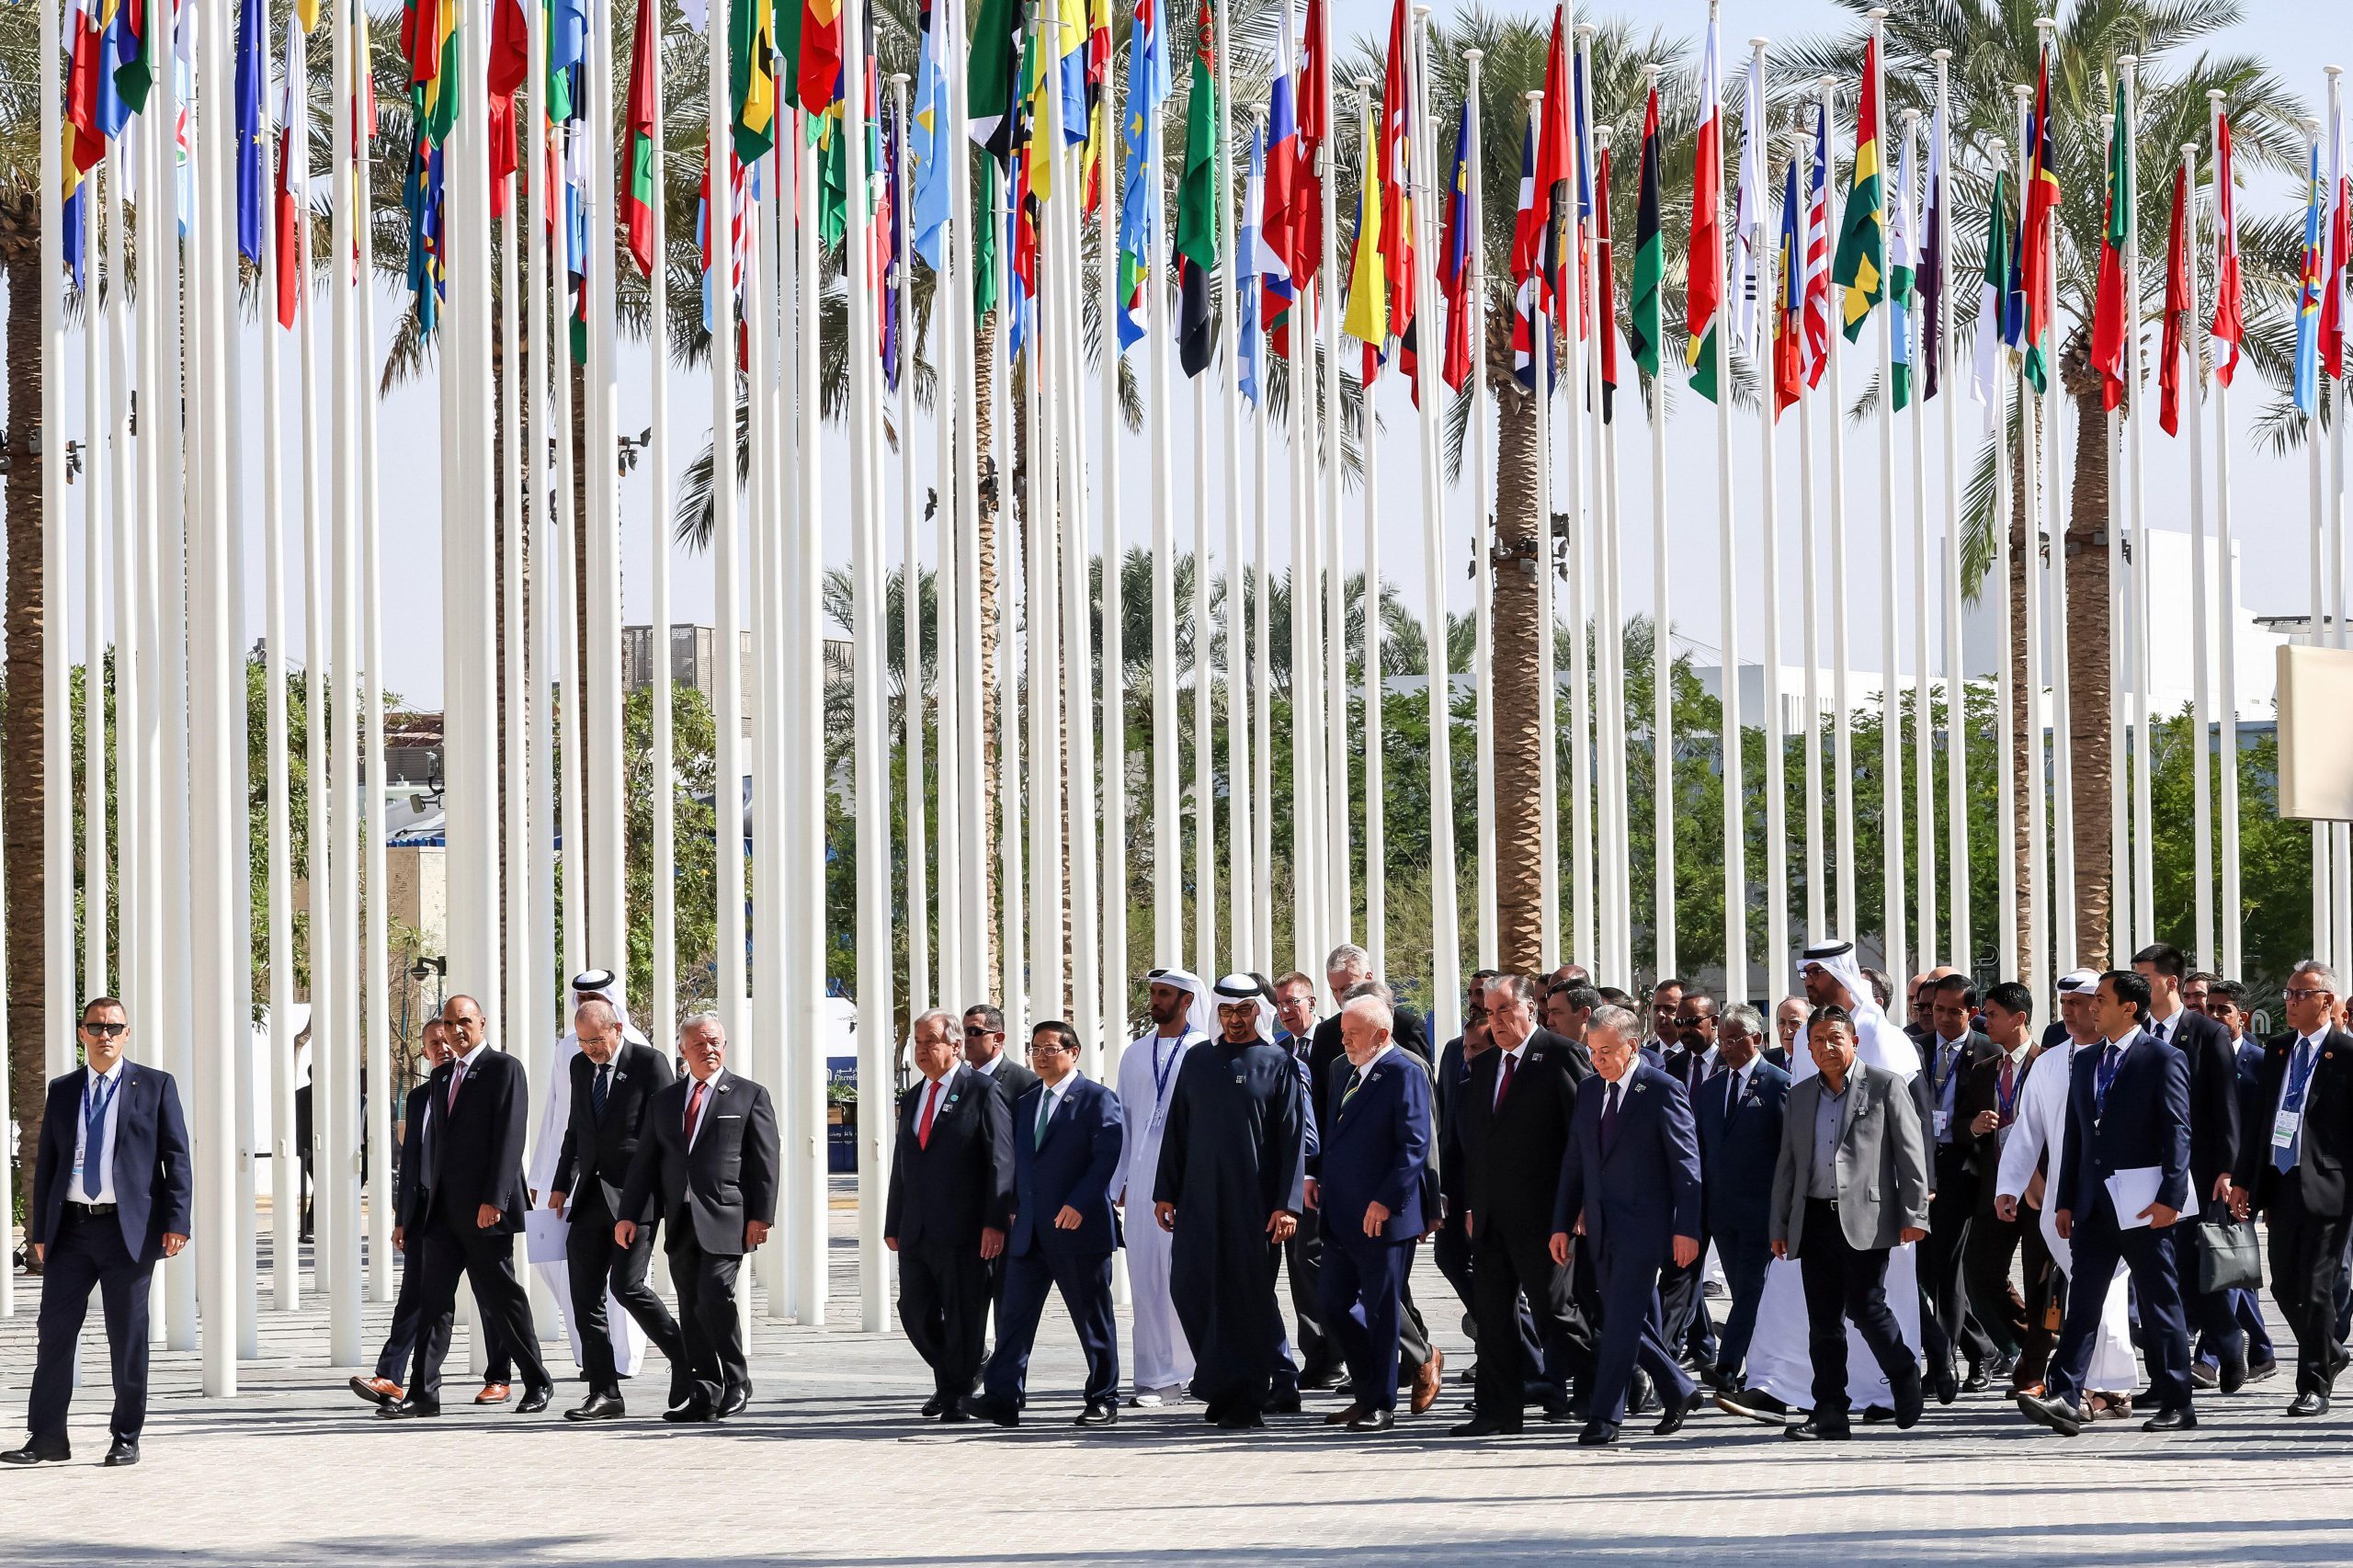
[73,1060,129,1204]
[1492,1043,1527,1110]
[684,1066,730,1150]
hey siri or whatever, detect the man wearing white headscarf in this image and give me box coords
[1116,970,1211,1406]
[527,971,653,1381]
[1724,942,1927,1423]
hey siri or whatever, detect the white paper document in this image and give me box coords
[524,1208,571,1264]
[2104,1165,2165,1229]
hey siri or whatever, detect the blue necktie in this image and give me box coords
[83,1074,117,1201]
[2276,1041,2318,1176]
[2094,1043,2122,1119]
[591,1062,611,1121]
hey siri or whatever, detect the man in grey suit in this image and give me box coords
[1771,1005,1932,1441]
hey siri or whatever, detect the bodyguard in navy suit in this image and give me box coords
[968,1020,1125,1426]
[1548,1005,1705,1445]
[1310,996,1433,1432]
[1693,1013,1790,1389]
[5,999,192,1467]
[2020,971,2198,1436]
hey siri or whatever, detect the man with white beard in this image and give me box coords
[527,971,653,1384]
[1116,969,1210,1407]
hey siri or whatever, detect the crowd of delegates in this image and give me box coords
[6,939,2350,1461]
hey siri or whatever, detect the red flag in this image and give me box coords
[1596,133,1616,411]
[487,0,529,212]
[2158,163,2189,436]
[1286,0,1325,294]
[1377,0,1415,356]
[1684,28,1722,352]
[620,0,661,275]
[2325,136,2348,378]
[2022,46,2060,362]
[2211,115,2245,386]
[2090,84,2129,413]
[1512,6,1570,307]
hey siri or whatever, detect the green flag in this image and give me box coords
[1831,37,1885,343]
[1628,84,1664,380]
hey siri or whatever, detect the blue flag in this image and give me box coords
[1114,0,1168,352]
[910,0,953,267]
[234,0,267,266]
[1238,120,1265,403]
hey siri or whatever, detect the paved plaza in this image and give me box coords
[4,1191,2350,1565]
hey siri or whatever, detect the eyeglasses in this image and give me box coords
[81,1021,127,1038]
[2285,988,2336,1003]
[963,1026,998,1039]
[1031,1042,1074,1057]
[1674,1015,1710,1028]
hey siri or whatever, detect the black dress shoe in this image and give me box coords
[1627,1369,1654,1416]
[1074,1401,1120,1427]
[565,1390,627,1422]
[2220,1348,2250,1395]
[1262,1389,1302,1415]
[1347,1408,1395,1433]
[1893,1369,1927,1430]
[1784,1416,1850,1440]
[921,1392,948,1418]
[960,1393,1019,1427]
[1214,1408,1267,1430]
[937,1403,974,1424]
[1715,1389,1789,1425]
[2143,1404,2198,1432]
[1575,1421,1620,1447]
[663,1399,717,1424]
[2015,1391,2083,1437]
[515,1384,555,1415]
[0,1437,70,1464]
[717,1384,751,1418]
[102,1437,139,1468]
[1963,1361,1991,1393]
[377,1397,442,1420]
[2288,1391,2331,1417]
[1449,1416,1521,1437]
[1298,1369,1345,1392]
[1654,1386,1704,1437]
[1933,1361,1961,1405]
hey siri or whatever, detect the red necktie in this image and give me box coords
[685,1079,709,1143]
[1495,1051,1518,1111]
[1998,1054,2016,1123]
[918,1081,943,1149]
[447,1064,464,1114]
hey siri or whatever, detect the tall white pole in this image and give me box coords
[1582,26,1626,984]
[356,19,392,1309]
[1754,41,1788,1001]
[1798,129,1825,947]
[709,0,747,1107]
[2306,115,2331,965]
[1356,79,1382,978]
[1190,367,1215,978]
[792,110,833,1323]
[896,76,931,1018]
[1280,0,1322,978]
[1220,37,1252,971]
[1934,53,1969,975]
[2183,138,2212,971]
[949,4,988,1017]
[2124,55,2155,954]
[82,168,108,1004]
[1868,13,1906,1018]
[1824,73,1857,949]
[39,0,71,1108]
[2040,20,2076,975]
[1028,110,1065,1023]
[2012,89,2046,990]
[646,7,676,1050]
[2326,79,2349,973]
[1711,6,1744,1004]
[1533,83,1559,973]
[1644,69,1672,983]
[1099,47,1129,1056]
[1320,2,1350,953]
[1412,9,1457,1040]
[1051,129,1097,1053]
[1150,90,1181,966]
[585,0,626,980]
[1903,107,1935,969]
[2210,89,2242,978]
[1468,50,1495,972]
[262,44,298,1309]
[1987,138,2019,983]
[1561,25,1590,977]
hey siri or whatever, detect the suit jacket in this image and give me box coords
[884,1065,1015,1252]
[1959,1043,2039,1180]
[1316,1048,1433,1241]
[551,1040,676,1223]
[2055,1028,2193,1222]
[1695,1057,1790,1238]
[2154,1006,2244,1196]
[29,1062,193,1263]
[976,1056,1042,1108]
[617,1069,782,1256]
[1551,1062,1702,1256]
[1008,1074,1124,1257]
[2251,1028,2353,1217]
[414,1047,532,1233]
[1308,1006,1431,1117]
[394,1081,435,1230]
[1458,1028,1589,1240]
[1921,1029,2000,1164]
[1435,1037,1477,1213]
[1661,1044,1714,1101]
[1770,1063,1932,1256]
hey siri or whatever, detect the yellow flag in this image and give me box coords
[1342,102,1387,348]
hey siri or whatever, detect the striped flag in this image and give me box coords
[1832,31,1884,341]
[1685,8,1724,401]
[1375,0,1416,385]
[1802,99,1830,386]
[1733,46,1764,355]
[2297,133,2324,417]
[2158,162,2189,436]
[1968,170,2009,417]
[2325,99,2347,378]
[2021,42,2058,392]
[2211,113,2244,386]
[1510,111,1549,389]
[1341,90,1387,382]
[235,0,268,265]
[1262,53,1300,350]
[2089,79,2130,411]
[911,0,955,266]
[1114,0,1168,352]
[273,14,305,327]
[1240,119,1267,405]
[1625,79,1661,383]
[1921,90,1947,399]
[1773,153,1803,418]
[621,0,661,275]
[1594,115,1617,416]
[1889,112,1915,410]
[1438,96,1473,394]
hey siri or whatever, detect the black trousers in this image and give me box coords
[407,1211,549,1403]
[568,1193,689,1397]
[1795,1199,1915,1425]
[27,1211,155,1441]
[1658,1248,1715,1366]
[2268,1172,2353,1397]
[1281,1205,1335,1381]
[2176,1202,2248,1370]
[1435,1214,1540,1369]
[374,1234,515,1384]
[1920,1146,1992,1370]
[1961,1199,2052,1375]
[1471,1219,1586,1426]
[667,1227,747,1409]
[899,1238,992,1402]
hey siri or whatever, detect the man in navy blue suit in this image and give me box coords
[2019,970,2198,1436]
[966,1020,1125,1427]
[1309,994,1434,1433]
[1693,1004,1789,1394]
[4,999,192,1467]
[1548,1005,1705,1447]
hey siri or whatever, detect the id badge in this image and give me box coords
[1934,1109,1951,1142]
[2274,1108,2302,1150]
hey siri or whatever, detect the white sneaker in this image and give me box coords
[1127,1391,1165,1408]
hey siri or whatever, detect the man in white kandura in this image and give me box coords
[1723,941,1926,1425]
[527,970,652,1383]
[1116,968,1211,1407]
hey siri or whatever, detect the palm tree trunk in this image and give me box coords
[2059,327,2111,970]
[3,227,48,1214]
[1489,314,1543,971]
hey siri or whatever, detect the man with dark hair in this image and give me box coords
[1551,986,1601,1048]
[1644,979,1687,1063]
[1919,972,2000,1399]
[1961,982,2045,1391]
[1597,986,1635,1009]
[1663,992,1719,1099]
[1269,971,1338,1392]
[1691,1002,1788,1395]
[2200,978,2279,1387]
[964,1003,1042,1107]
[1436,971,1538,1383]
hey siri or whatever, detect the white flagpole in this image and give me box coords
[1247,119,1273,970]
[995,156,1026,1032]
[933,103,965,1027]
[646,5,676,1051]
[585,0,627,979]
[1987,135,2019,983]
[1150,84,1181,968]
[1824,74,1857,949]
[1581,24,1624,983]
[2210,89,2241,978]
[261,30,297,1311]
[553,142,585,988]
[757,118,791,1315]
[1221,43,1252,971]
[2123,55,2154,954]
[2183,136,2212,971]
[2109,107,2133,969]
[950,0,988,1017]
[1100,49,1129,1057]
[108,142,137,1054]
[2326,80,2349,972]
[356,21,392,1310]
[1320,6,1350,953]
[1282,0,1322,978]
[39,0,70,1110]
[1355,77,1382,978]
[1597,120,1629,984]
[1560,28,1589,977]
[1644,70,1671,983]
[2306,113,2331,964]
[499,148,531,1201]
[1532,82,1559,973]
[1798,123,1824,947]
[793,108,833,1323]
[1753,43,1788,1002]
[1711,5,1744,1004]
[1866,13,1905,1017]
[1054,128,1098,1054]
[1028,107,1065,1024]
[527,0,563,1278]
[294,18,332,1339]
[2038,18,2076,975]
[1468,49,1495,972]
[1903,106,1935,968]
[710,0,747,1108]
[1934,52,1969,975]
[1411,8,1457,1039]
[83,166,109,1002]
[2015,90,2049,993]
[1191,365,1216,979]
[895,76,931,1018]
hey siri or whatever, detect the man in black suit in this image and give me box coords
[2019,971,2198,1436]
[1271,971,1339,1391]
[2134,941,2249,1392]
[1436,970,1540,1380]
[1918,973,2001,1400]
[3,999,191,1468]
[1452,972,1594,1435]
[963,1004,1041,1106]
[1692,1003,1789,1395]
[381,995,553,1419]
[2233,961,2353,1416]
[1643,979,1686,1064]
[616,1012,780,1420]
[549,997,688,1420]
[1657,992,1722,1371]
[1961,982,2048,1391]
[888,1009,1014,1420]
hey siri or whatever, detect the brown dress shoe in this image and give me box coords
[350,1376,404,1407]
[475,1383,513,1405]
[1411,1346,1445,1415]
[1324,1403,1369,1426]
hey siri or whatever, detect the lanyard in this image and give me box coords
[1152,1036,1185,1110]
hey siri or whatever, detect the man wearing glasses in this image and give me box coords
[4,1000,192,1467]
[962,1004,1041,1108]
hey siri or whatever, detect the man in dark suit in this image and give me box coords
[3,999,191,1467]
[1307,945,1433,1099]
[1435,971,1539,1381]
[1692,1003,1789,1394]
[616,1012,780,1420]
[1548,1006,1705,1447]
[963,1004,1041,1106]
[2233,961,2353,1416]
[1452,973,1594,1436]
[888,1009,1014,1420]
[2019,971,2198,1436]
[1961,982,2049,1391]
[2134,942,2249,1392]
[1643,980,1686,1065]
[2202,979,2279,1384]
[967,1020,1124,1426]
[1311,995,1434,1432]
[548,997,688,1420]
[380,995,552,1420]
[1271,971,1340,1391]
[1918,973,2001,1400]
[1661,993,1718,1098]
[1657,993,1727,1374]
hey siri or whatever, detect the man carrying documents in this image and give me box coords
[2017,971,2196,1437]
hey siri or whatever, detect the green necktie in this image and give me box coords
[1035,1090,1052,1149]
[1341,1067,1364,1108]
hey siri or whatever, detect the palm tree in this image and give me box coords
[1779,0,2306,971]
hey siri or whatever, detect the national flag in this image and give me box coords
[547,0,587,121]
[798,0,841,119]
[1627,78,1662,381]
[1239,119,1267,404]
[1292,0,1326,290]
[910,0,955,267]
[2212,113,2244,386]
[1054,0,1088,150]
[116,0,154,115]
[2157,162,2190,436]
[1342,92,1387,381]
[1511,7,1571,312]
[1802,98,1830,385]
[1510,112,1549,390]
[1262,57,1301,349]
[2297,134,2324,417]
[733,0,777,161]
[967,0,1025,161]
[489,0,530,203]
[1773,153,1803,418]
[1572,39,1591,340]
[1081,0,1112,207]
[1115,0,1169,352]
[1831,32,1884,340]
[1889,113,1915,411]
[2089,79,2130,412]
[2325,104,2348,378]
[2021,42,2059,392]
[881,99,903,390]
[1594,117,1618,415]
[1685,7,1724,401]
[1438,96,1473,394]
[235,0,267,266]
[1173,0,1219,377]
[273,15,306,328]
[401,0,462,147]
[1921,89,1947,399]
[621,0,661,275]
[1969,170,2009,417]
[1733,45,1765,355]
[1375,0,1415,385]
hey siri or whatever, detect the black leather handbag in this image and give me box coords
[2192,1216,2263,1295]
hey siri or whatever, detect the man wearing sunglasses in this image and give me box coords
[962,1004,1041,1108]
[4,999,192,1468]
